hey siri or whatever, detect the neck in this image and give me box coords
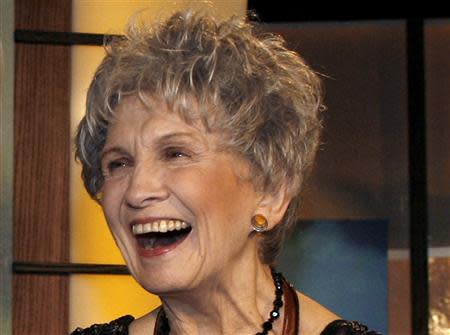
[158,258,284,335]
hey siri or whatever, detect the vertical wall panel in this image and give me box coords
[13,1,71,334]
[425,20,450,335]
[14,42,71,262]
[12,275,68,335]
[1,1,15,334]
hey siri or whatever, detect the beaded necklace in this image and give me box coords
[154,269,286,335]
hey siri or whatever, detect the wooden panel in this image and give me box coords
[426,22,450,246]
[15,0,71,31]
[13,1,71,334]
[388,259,412,335]
[13,275,68,335]
[13,42,71,263]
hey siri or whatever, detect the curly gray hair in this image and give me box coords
[75,10,323,265]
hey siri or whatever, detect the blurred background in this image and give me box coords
[1,1,448,334]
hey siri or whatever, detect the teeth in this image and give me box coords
[132,220,190,235]
[159,220,167,233]
[143,223,152,233]
[168,220,175,231]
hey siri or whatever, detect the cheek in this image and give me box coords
[100,180,127,223]
[172,166,232,202]
[172,166,255,227]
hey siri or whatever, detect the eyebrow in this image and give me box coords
[100,131,208,160]
[154,132,205,145]
[100,147,130,161]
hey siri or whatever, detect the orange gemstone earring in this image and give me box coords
[251,214,268,232]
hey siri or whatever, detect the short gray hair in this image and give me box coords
[75,10,324,265]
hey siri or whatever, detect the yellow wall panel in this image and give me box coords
[69,275,160,331]
[72,0,248,34]
[70,45,124,264]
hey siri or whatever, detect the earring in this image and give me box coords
[251,214,268,233]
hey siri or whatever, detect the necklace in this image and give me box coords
[154,269,290,335]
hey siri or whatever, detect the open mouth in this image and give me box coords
[132,220,192,254]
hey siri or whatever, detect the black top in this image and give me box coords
[70,315,381,335]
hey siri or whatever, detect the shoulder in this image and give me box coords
[298,292,339,334]
[128,306,161,335]
[69,307,162,335]
[296,292,380,335]
[70,315,134,335]
[320,320,381,335]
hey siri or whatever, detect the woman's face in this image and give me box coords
[100,96,264,293]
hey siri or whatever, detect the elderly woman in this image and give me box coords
[72,10,378,335]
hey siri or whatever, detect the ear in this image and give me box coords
[254,183,292,230]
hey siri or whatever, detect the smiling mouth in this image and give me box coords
[132,219,192,252]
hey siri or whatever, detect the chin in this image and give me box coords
[121,229,202,295]
[131,264,199,296]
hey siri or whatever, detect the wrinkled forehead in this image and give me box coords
[110,93,216,130]
[107,93,230,150]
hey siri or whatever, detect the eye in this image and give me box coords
[108,160,127,171]
[163,147,191,160]
[102,158,132,178]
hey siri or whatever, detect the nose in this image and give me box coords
[124,162,169,209]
